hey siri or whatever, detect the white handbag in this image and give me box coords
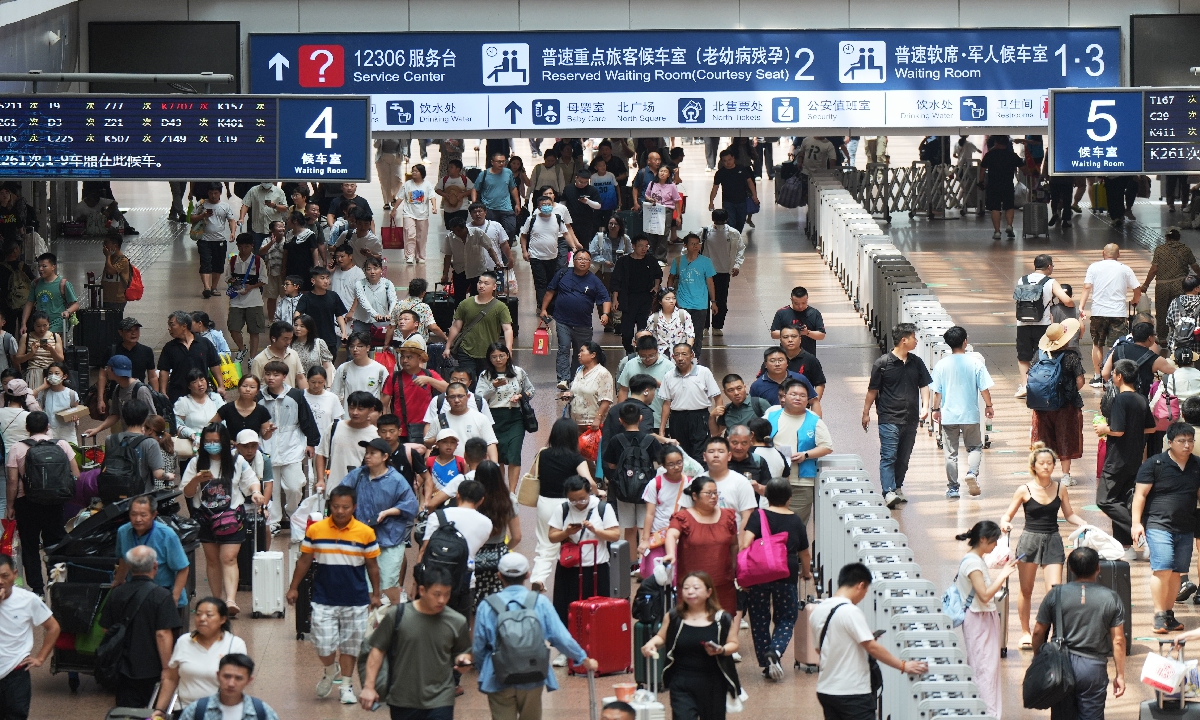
[645,204,668,235]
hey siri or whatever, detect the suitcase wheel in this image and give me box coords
[1000,648,1007,658]
[275,611,285,619]
[68,673,80,691]
[297,632,306,641]
[252,611,261,619]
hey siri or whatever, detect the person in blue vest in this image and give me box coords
[764,379,832,523]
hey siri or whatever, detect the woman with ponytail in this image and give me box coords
[954,520,1018,719]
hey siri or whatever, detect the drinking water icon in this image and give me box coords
[386,100,414,126]
[838,41,886,83]
[959,96,987,121]
[677,98,705,124]
[482,43,530,86]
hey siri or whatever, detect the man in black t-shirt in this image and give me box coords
[863,323,931,509]
[325,182,371,228]
[96,316,156,414]
[611,236,662,353]
[769,286,826,355]
[295,266,349,358]
[777,325,827,397]
[156,310,223,402]
[978,135,1025,239]
[708,151,757,231]
[1096,359,1157,553]
[562,169,602,244]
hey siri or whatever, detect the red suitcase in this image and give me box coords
[568,540,634,676]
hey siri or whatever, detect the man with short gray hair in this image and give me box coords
[100,545,183,707]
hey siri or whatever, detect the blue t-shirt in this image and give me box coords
[671,254,716,310]
[749,370,816,405]
[430,457,462,490]
[592,173,619,211]
[476,168,517,212]
[928,353,994,426]
[548,269,611,328]
[115,519,191,607]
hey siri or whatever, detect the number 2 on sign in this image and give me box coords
[305,106,338,148]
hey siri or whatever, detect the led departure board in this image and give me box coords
[0,94,370,181]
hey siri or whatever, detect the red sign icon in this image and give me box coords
[298,45,345,88]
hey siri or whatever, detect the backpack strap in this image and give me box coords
[818,602,846,652]
[435,508,451,530]
[195,697,209,719]
[251,698,266,720]
[637,434,654,452]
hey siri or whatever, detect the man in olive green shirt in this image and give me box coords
[442,271,513,376]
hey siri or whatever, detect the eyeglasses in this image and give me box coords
[446,394,468,400]
[698,490,719,497]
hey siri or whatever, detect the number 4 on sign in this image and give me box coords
[305,106,338,148]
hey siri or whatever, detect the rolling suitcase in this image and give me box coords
[1067,558,1132,650]
[793,579,821,672]
[1022,201,1049,238]
[428,282,457,333]
[251,549,286,618]
[568,540,634,676]
[74,308,121,367]
[633,620,663,688]
[608,539,631,600]
[294,563,316,639]
[631,654,666,720]
[63,345,90,394]
[495,269,520,342]
[236,505,269,592]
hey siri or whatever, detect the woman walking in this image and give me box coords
[664,477,739,613]
[999,443,1087,649]
[397,164,436,264]
[16,312,62,388]
[1028,320,1085,486]
[476,342,534,493]
[155,597,247,716]
[644,164,682,263]
[548,476,620,636]
[472,460,522,608]
[1143,227,1200,342]
[562,341,613,433]
[291,314,334,378]
[174,368,225,441]
[646,289,695,357]
[529,418,595,592]
[953,520,1019,719]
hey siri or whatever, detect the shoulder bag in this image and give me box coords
[1022,585,1076,708]
[448,298,499,357]
[736,508,791,587]
[516,450,542,508]
[819,602,882,695]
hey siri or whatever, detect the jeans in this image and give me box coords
[620,292,654,353]
[723,199,747,231]
[747,581,799,667]
[1051,653,1108,720]
[555,322,593,382]
[530,258,561,315]
[0,668,31,720]
[878,422,918,494]
[941,423,983,490]
[1146,528,1194,573]
[486,209,517,244]
[14,497,66,595]
[711,273,731,330]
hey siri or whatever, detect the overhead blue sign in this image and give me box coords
[1050,88,1200,175]
[250,28,1120,131]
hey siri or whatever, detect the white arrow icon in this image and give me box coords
[268,52,290,82]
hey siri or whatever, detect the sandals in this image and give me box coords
[1019,633,1032,649]
[227,602,241,617]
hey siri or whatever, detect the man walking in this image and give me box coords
[929,326,994,498]
[978,135,1024,240]
[1031,548,1126,719]
[769,287,826,356]
[1094,359,1156,559]
[539,250,610,389]
[1079,244,1142,386]
[668,234,716,359]
[476,153,521,243]
[176,654,281,720]
[862,323,931,509]
[765,379,833,523]
[700,209,746,338]
[473,554,599,720]
[707,151,757,232]
[611,236,661,354]
[441,216,503,304]
[1014,255,1073,398]
[0,553,59,720]
[659,343,721,463]
[113,494,191,628]
[443,272,514,375]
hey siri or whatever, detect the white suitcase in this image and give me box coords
[631,655,666,720]
[251,550,286,618]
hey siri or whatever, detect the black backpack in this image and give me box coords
[1014,275,1052,323]
[20,439,74,505]
[633,574,672,625]
[94,581,158,688]
[133,381,177,435]
[98,435,148,503]
[610,433,655,504]
[417,509,470,593]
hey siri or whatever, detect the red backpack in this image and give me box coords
[124,264,144,301]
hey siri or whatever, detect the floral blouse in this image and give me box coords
[390,297,437,340]
[475,365,536,409]
[569,364,614,426]
[646,308,695,356]
[292,338,333,373]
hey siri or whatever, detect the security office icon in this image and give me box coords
[960,96,987,122]
[482,43,530,86]
[532,99,560,125]
[773,97,798,123]
[678,98,705,124]
[386,100,415,126]
[838,41,886,83]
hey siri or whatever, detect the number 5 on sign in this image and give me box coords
[1087,100,1117,142]
[305,106,337,148]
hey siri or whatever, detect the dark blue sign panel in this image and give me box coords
[1050,88,1200,176]
[0,94,369,180]
[250,28,1120,130]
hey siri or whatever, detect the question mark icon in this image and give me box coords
[310,49,334,83]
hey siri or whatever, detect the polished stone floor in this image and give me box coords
[26,138,1191,719]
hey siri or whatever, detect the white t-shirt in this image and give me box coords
[305,390,344,452]
[349,231,384,268]
[168,631,248,706]
[422,393,495,426]
[423,506,494,562]
[435,174,474,214]
[549,495,620,565]
[331,265,366,309]
[809,597,874,696]
[441,469,476,497]
[523,212,566,261]
[1171,367,1200,400]
[1083,259,1139,319]
[1017,271,1059,326]
[401,179,436,220]
[956,552,995,612]
[199,201,234,243]
[332,360,389,409]
[0,407,31,456]
[228,254,265,309]
[75,197,114,219]
[423,408,498,455]
[321,420,379,491]
[642,472,688,532]
[753,446,789,479]
[466,220,508,272]
[679,470,757,517]
[0,586,52,678]
[219,702,243,720]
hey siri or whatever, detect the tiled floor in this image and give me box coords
[26,139,1192,719]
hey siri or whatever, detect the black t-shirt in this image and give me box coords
[868,351,932,426]
[284,231,320,287]
[745,509,809,582]
[980,149,1024,191]
[612,254,662,296]
[296,290,349,352]
[217,402,272,438]
[388,445,426,484]
[328,194,371,221]
[157,336,220,401]
[1111,342,1157,396]
[602,400,655,443]
[769,307,826,355]
[563,184,602,241]
[99,577,182,680]
[785,349,826,387]
[1136,452,1200,534]
[602,429,663,480]
[1104,391,1155,478]
[104,342,156,382]
[536,448,588,498]
[713,166,753,203]
[729,454,771,489]
[0,199,27,244]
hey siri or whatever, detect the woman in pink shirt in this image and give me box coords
[644,164,682,263]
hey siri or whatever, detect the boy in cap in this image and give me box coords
[81,355,156,436]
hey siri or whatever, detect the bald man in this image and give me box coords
[1080,244,1142,384]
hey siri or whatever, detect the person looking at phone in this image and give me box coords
[999,443,1088,650]
[769,286,825,356]
[189,183,237,299]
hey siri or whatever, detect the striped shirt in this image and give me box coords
[300,517,381,607]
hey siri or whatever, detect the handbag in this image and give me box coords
[745,195,760,214]
[1022,585,1077,709]
[558,504,596,568]
[516,450,542,508]
[475,541,508,573]
[645,203,668,235]
[1142,646,1188,693]
[736,508,791,587]
[369,323,390,347]
[519,396,539,433]
[381,217,404,249]
[1151,377,1182,432]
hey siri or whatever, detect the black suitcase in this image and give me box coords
[1067,558,1131,650]
[74,308,120,367]
[496,269,520,342]
[426,342,446,378]
[64,345,90,392]
[295,564,316,639]
[236,505,269,592]
[428,283,457,334]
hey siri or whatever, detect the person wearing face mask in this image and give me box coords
[36,361,80,442]
[521,196,571,314]
[238,181,288,249]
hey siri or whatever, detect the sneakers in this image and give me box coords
[1166,611,1186,632]
[1178,581,1198,603]
[1071,203,1083,213]
[894,489,908,504]
[552,653,568,667]
[1062,219,1072,229]
[1014,385,1027,399]
[713,328,724,336]
[405,255,416,264]
[1154,612,1169,634]
[885,491,901,509]
[1048,213,1059,227]
[340,682,358,705]
[631,562,641,578]
[1005,226,1015,239]
[1061,473,1076,487]
[740,618,749,630]
[992,230,1002,240]
[964,474,980,496]
[1089,375,1104,388]
[557,380,569,391]
[946,487,960,499]
[766,651,784,681]
[316,671,338,698]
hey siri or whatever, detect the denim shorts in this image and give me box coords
[1146,528,1194,573]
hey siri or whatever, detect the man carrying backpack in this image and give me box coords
[5,410,78,596]
[603,402,662,556]
[1013,254,1074,399]
[473,553,599,720]
[1101,322,1177,456]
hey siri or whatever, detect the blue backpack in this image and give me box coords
[1025,350,1065,411]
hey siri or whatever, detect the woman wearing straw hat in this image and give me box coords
[1028,319,1087,486]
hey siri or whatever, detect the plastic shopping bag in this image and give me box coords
[1068,525,1125,561]
[984,531,1012,568]
[645,204,668,235]
[290,493,327,543]
[1014,181,1030,207]
[1143,650,1187,694]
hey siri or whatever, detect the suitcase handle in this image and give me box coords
[575,539,601,599]
[587,668,598,720]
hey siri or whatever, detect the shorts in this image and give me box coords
[1089,316,1129,350]
[228,305,267,335]
[311,602,369,656]
[197,240,228,274]
[985,186,1016,212]
[197,522,246,546]
[1147,528,1194,573]
[1015,530,1066,566]
[1016,324,1048,363]
[262,272,283,300]
[376,545,405,590]
[616,500,646,530]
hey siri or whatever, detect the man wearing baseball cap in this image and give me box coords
[82,354,158,437]
[96,317,158,415]
[340,438,419,604]
[472,553,598,718]
[233,429,273,513]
